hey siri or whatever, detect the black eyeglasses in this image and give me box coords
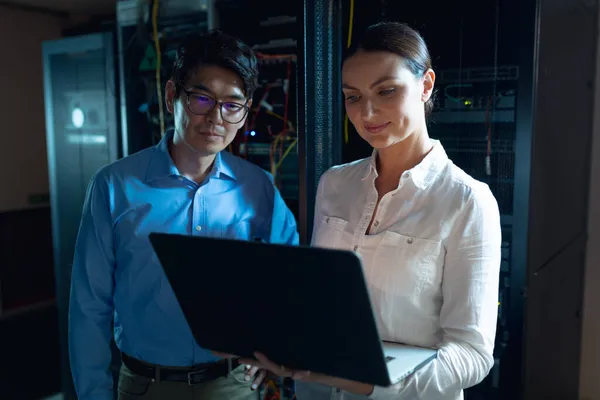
[182,89,249,124]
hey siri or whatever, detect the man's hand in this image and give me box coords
[212,351,268,390]
[243,364,268,390]
[240,352,374,396]
[240,352,315,381]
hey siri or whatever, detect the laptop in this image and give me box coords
[148,232,437,387]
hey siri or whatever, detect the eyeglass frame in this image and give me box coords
[177,85,251,124]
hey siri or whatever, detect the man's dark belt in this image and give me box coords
[121,353,241,386]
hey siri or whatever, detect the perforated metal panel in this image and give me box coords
[298,0,343,243]
[43,32,119,400]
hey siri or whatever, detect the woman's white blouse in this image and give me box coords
[296,140,502,400]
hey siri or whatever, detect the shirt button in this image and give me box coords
[326,217,330,223]
[373,221,379,227]
[407,237,413,244]
[353,245,358,251]
[195,225,202,232]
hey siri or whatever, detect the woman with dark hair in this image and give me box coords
[245,21,502,399]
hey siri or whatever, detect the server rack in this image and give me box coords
[42,32,120,400]
[216,0,301,219]
[341,0,597,398]
[215,0,343,240]
[116,0,213,157]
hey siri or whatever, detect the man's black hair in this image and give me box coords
[170,29,259,99]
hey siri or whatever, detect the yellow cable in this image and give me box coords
[344,115,349,145]
[347,0,354,49]
[265,110,296,134]
[152,0,165,136]
[266,110,285,121]
[271,135,280,177]
[344,0,354,144]
[275,138,298,172]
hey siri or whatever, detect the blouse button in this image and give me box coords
[407,237,414,244]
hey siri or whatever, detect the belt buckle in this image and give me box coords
[187,369,207,386]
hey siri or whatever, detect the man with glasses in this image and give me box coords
[69,30,298,400]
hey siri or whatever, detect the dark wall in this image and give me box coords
[0,207,55,312]
[0,207,59,400]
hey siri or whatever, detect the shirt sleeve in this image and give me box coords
[266,171,299,245]
[368,185,502,399]
[309,170,329,244]
[68,172,117,400]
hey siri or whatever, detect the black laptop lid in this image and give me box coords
[149,232,392,386]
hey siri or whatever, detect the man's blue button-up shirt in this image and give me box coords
[69,130,299,399]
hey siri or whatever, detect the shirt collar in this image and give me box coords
[145,129,237,182]
[213,150,237,181]
[361,139,448,189]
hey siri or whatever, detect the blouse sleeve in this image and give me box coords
[368,185,502,399]
[310,169,331,244]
